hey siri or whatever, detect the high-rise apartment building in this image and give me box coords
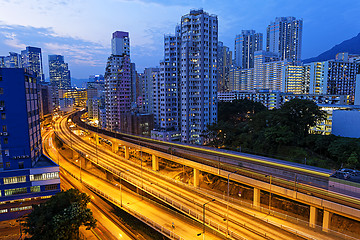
[104,31,131,131]
[180,9,218,144]
[266,17,303,64]
[234,30,263,69]
[21,46,45,82]
[254,50,286,91]
[282,65,307,94]
[0,68,60,220]
[217,41,232,92]
[153,30,181,133]
[48,55,71,90]
[152,9,218,144]
[305,58,358,102]
[141,67,159,113]
[0,52,22,68]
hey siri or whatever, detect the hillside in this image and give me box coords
[303,33,360,63]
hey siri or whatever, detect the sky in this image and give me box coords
[0,0,359,84]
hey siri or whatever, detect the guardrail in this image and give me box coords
[56,115,360,240]
[54,122,249,239]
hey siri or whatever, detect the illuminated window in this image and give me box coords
[30,186,40,193]
[3,176,26,184]
[4,187,27,196]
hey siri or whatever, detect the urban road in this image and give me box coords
[51,113,343,240]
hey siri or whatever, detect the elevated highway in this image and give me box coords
[57,111,360,239]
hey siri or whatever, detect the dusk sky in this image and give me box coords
[0,0,359,84]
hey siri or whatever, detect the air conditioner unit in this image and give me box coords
[0,107,4,111]
[3,132,8,136]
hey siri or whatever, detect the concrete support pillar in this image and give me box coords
[152,155,159,171]
[309,206,317,228]
[193,168,200,187]
[84,158,91,169]
[106,171,113,181]
[253,188,261,208]
[96,135,100,145]
[112,142,119,153]
[322,210,331,232]
[124,147,129,160]
[80,157,87,169]
[72,151,79,160]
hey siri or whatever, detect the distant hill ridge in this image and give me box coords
[303,33,360,63]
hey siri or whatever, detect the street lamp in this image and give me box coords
[116,172,122,207]
[265,175,272,211]
[226,170,237,238]
[197,199,215,240]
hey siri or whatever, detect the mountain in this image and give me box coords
[303,33,360,63]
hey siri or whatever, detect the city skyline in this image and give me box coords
[0,0,359,81]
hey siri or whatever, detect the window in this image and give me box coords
[4,187,27,196]
[3,176,26,184]
[18,162,24,169]
[5,162,10,168]
[2,125,6,131]
[1,113,5,120]
[0,101,4,106]
[44,184,58,191]
[30,186,40,193]
[0,209,7,214]
[10,206,32,212]
[4,138,7,144]
[30,172,59,181]
[0,88,3,94]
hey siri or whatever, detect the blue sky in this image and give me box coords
[0,0,359,83]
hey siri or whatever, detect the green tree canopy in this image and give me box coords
[24,189,97,240]
[218,99,267,125]
[278,99,326,140]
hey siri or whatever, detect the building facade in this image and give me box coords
[21,47,45,82]
[305,57,359,102]
[0,68,60,221]
[154,28,181,135]
[266,17,303,64]
[234,30,263,69]
[180,9,218,144]
[104,31,131,131]
[48,55,71,90]
[218,90,349,110]
[217,41,232,92]
[141,67,159,113]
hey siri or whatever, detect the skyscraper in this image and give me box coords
[141,67,159,113]
[21,46,45,82]
[48,55,71,89]
[234,30,263,69]
[0,68,60,220]
[180,9,218,144]
[104,31,131,131]
[154,30,181,132]
[266,17,303,64]
[217,41,232,92]
[152,9,218,144]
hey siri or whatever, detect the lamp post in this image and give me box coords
[198,199,215,240]
[79,157,83,183]
[226,171,237,238]
[265,175,272,211]
[117,172,122,207]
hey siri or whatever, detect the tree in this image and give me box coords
[278,99,326,140]
[24,189,97,240]
[218,99,267,125]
